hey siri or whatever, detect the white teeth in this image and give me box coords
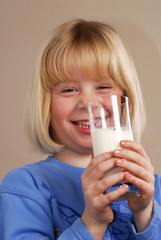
[78,125,89,128]
[83,121,89,125]
[75,119,102,128]
[76,120,90,128]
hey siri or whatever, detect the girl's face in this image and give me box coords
[50,69,123,154]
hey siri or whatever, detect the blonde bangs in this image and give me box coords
[40,24,117,89]
[39,19,134,93]
[61,42,111,82]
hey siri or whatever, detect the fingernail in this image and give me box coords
[121,140,126,145]
[117,159,125,164]
[122,184,128,190]
[115,149,121,155]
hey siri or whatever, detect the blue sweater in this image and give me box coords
[0,156,161,239]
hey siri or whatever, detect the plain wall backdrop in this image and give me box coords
[0,0,161,182]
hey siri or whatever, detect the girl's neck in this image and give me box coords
[53,148,92,168]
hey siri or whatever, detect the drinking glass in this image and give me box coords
[88,95,140,201]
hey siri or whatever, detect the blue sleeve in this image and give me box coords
[0,167,54,239]
[128,199,161,240]
[128,174,161,240]
[0,193,94,240]
[0,193,54,239]
[58,218,94,239]
[0,168,94,240]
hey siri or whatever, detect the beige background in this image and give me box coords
[0,0,161,182]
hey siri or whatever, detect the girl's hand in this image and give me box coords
[81,152,129,239]
[114,140,155,232]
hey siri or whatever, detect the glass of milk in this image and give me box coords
[88,95,140,201]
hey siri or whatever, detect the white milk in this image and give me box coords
[91,127,133,176]
[91,127,133,156]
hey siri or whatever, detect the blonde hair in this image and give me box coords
[25,19,146,154]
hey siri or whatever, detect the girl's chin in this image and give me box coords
[72,142,93,155]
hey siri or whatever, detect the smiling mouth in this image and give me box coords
[73,120,90,128]
[72,119,102,129]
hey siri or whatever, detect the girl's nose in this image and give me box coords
[77,93,99,110]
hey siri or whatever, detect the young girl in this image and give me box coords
[0,19,161,240]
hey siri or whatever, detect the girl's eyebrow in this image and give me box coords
[54,81,68,87]
[54,81,77,90]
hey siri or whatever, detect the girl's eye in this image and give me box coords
[62,88,75,93]
[96,85,112,90]
[61,87,78,95]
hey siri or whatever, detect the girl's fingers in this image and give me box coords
[124,172,154,198]
[102,184,129,205]
[114,148,154,173]
[94,171,127,195]
[116,159,154,183]
[94,183,129,209]
[120,140,150,162]
[82,151,114,179]
[83,158,120,185]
